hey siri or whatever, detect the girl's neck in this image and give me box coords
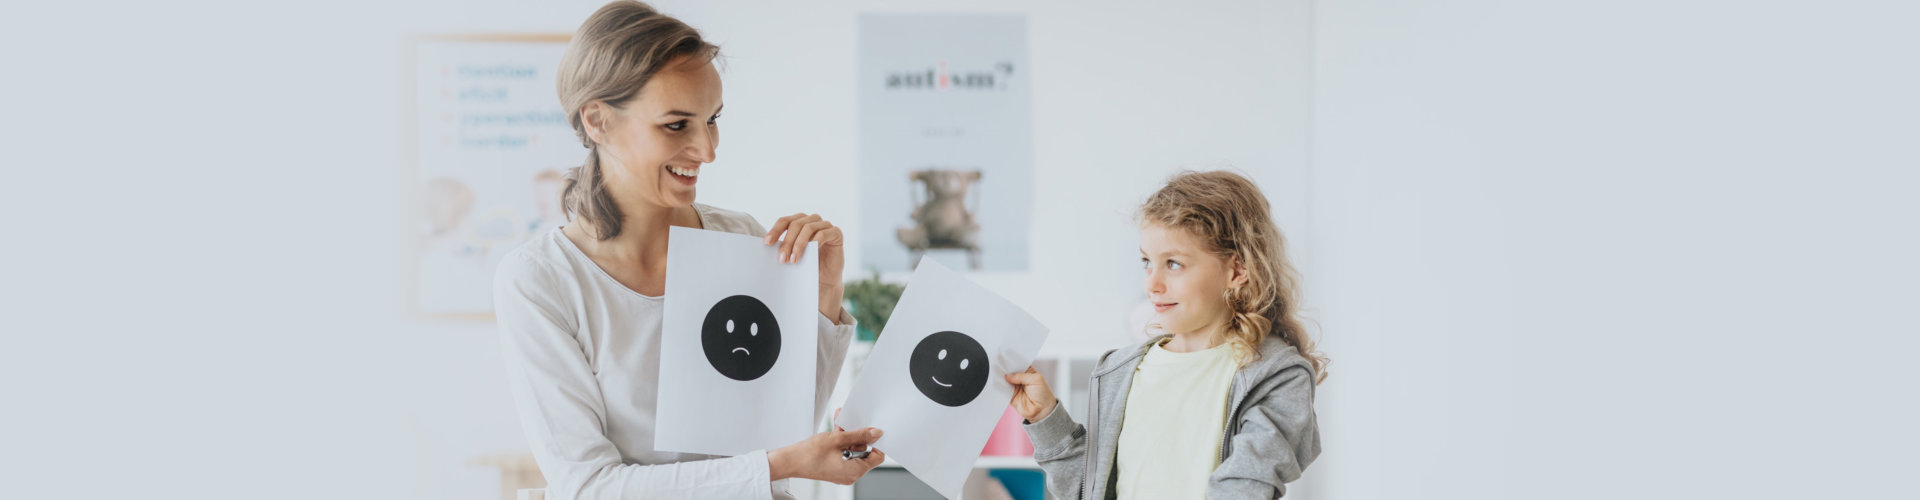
[1161,318,1231,353]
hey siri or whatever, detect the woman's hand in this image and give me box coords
[764,213,846,320]
[1006,366,1059,423]
[767,426,886,485]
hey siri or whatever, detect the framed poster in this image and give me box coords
[858,14,1033,273]
[409,34,579,319]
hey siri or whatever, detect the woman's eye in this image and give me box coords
[1141,258,1151,269]
[707,114,722,125]
[665,120,688,131]
[1169,261,1183,270]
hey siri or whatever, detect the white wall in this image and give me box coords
[1,1,1312,499]
[12,1,1912,499]
[1307,1,1920,499]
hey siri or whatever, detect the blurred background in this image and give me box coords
[2,0,1915,499]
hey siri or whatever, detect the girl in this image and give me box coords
[492,2,885,499]
[1006,170,1326,499]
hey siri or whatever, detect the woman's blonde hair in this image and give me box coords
[555,0,719,240]
[1139,170,1328,384]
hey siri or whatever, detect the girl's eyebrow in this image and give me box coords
[1141,248,1185,259]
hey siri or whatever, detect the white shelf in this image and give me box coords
[876,455,1040,470]
[973,455,1041,470]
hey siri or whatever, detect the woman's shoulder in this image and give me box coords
[693,203,766,237]
[495,228,580,288]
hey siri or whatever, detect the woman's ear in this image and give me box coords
[581,101,612,144]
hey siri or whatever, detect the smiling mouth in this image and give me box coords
[732,347,750,355]
[930,376,952,387]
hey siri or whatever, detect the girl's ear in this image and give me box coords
[1227,255,1251,290]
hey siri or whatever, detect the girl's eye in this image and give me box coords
[1141,257,1151,269]
[1168,260,1183,270]
[707,114,721,125]
[665,120,688,131]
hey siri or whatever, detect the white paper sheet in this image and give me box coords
[655,226,819,456]
[836,259,1050,499]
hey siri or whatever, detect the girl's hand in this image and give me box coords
[1006,366,1058,423]
[764,213,846,320]
[767,425,886,485]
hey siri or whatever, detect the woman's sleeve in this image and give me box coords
[813,309,856,424]
[494,253,776,500]
[1022,404,1091,500]
[1208,364,1322,498]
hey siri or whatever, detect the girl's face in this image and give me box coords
[583,56,724,211]
[1140,223,1245,338]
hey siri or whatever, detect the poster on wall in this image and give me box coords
[412,35,579,317]
[858,14,1033,273]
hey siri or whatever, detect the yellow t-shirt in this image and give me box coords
[1114,339,1240,500]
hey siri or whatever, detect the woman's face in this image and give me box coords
[1140,223,1243,337]
[586,56,723,211]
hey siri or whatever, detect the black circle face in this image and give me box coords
[700,295,782,381]
[909,331,990,407]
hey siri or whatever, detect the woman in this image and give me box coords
[492,2,884,499]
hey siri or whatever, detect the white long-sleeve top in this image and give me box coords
[493,203,856,500]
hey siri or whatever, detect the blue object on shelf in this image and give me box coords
[986,469,1045,500]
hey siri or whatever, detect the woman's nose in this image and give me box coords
[687,127,717,163]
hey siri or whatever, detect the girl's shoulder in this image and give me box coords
[1242,336,1316,385]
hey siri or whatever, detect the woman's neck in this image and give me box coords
[567,201,697,268]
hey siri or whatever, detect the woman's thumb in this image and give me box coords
[833,427,883,446]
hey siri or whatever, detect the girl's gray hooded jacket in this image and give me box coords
[1022,334,1321,499]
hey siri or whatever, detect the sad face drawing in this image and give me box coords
[909,331,989,407]
[701,295,781,381]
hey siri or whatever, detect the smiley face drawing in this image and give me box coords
[909,331,990,407]
[701,295,781,381]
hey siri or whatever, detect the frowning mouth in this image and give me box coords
[930,376,952,388]
[732,347,750,355]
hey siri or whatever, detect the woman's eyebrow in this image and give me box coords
[660,104,723,118]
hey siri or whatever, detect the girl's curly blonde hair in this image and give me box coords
[1140,170,1328,384]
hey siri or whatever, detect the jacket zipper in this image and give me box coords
[1219,376,1247,464]
[1084,373,1099,499]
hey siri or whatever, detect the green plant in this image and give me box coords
[842,270,905,342]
